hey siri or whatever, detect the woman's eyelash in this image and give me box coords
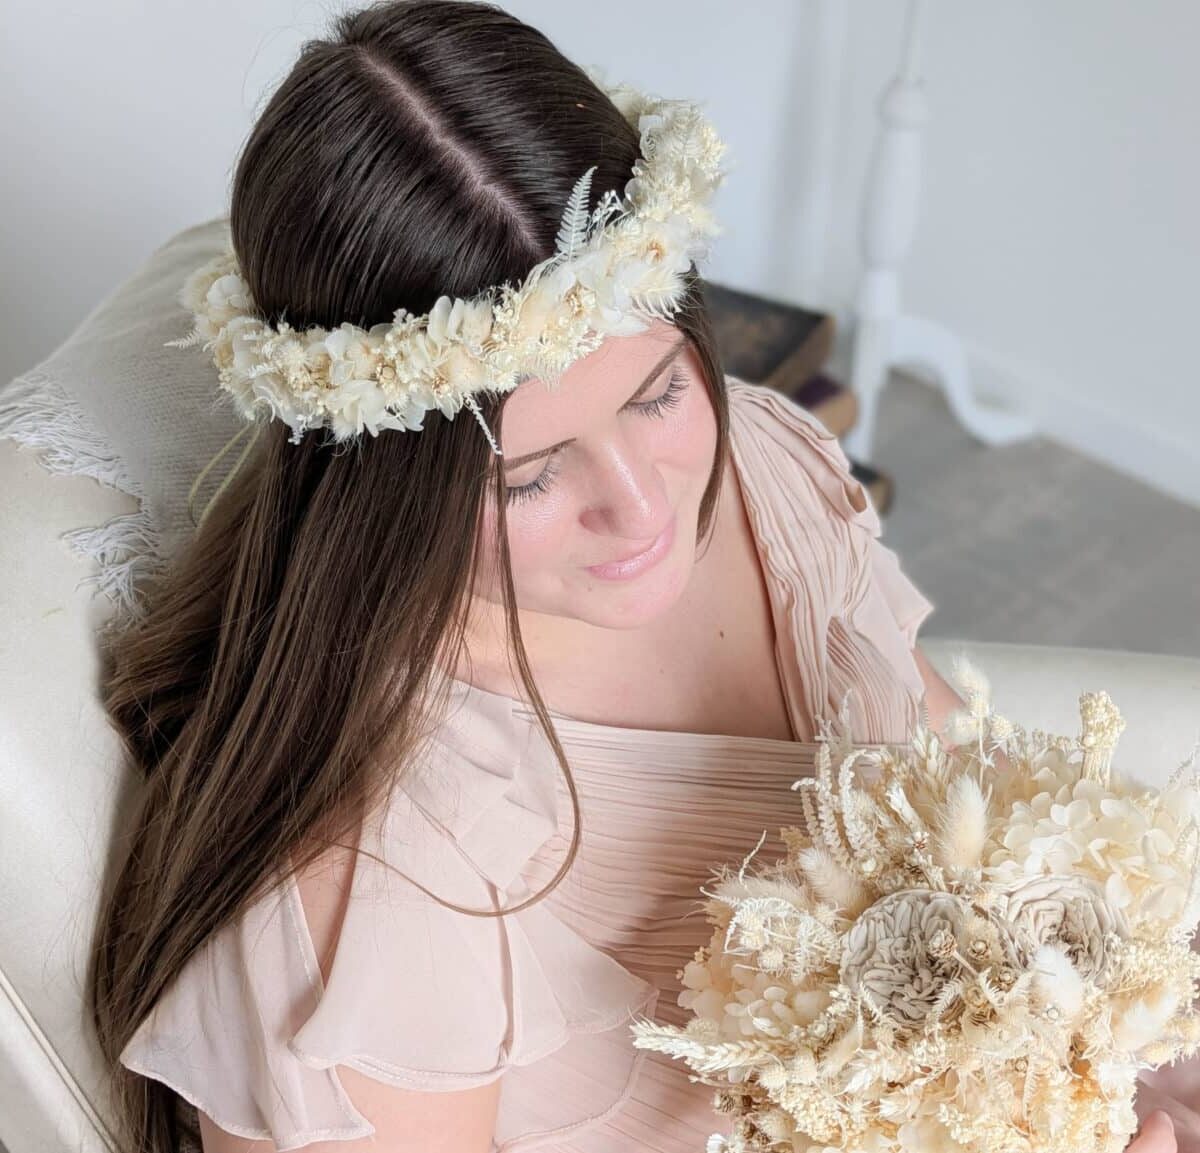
[504,368,689,506]
[506,456,561,506]
[630,368,688,418]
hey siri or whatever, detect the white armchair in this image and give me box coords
[3,403,1199,1152]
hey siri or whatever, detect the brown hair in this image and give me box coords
[87,2,729,1149]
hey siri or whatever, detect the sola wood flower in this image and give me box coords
[630,657,1200,1153]
[839,889,1028,1033]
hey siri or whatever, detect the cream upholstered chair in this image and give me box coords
[2,235,1199,1153]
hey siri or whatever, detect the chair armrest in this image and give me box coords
[921,637,1200,786]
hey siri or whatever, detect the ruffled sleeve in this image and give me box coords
[726,376,935,744]
[118,680,659,1151]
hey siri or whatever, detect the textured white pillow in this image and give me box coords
[0,217,252,1153]
[0,216,244,627]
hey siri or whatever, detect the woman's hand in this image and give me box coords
[1128,1110,1178,1152]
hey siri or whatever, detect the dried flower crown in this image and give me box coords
[166,71,728,455]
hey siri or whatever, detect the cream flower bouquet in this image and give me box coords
[630,656,1200,1153]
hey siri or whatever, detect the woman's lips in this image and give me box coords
[585,514,676,581]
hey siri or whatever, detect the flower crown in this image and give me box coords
[167,72,729,454]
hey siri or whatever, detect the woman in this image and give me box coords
[87,2,1186,1150]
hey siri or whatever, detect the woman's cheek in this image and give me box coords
[505,491,574,581]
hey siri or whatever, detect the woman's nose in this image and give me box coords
[579,443,670,540]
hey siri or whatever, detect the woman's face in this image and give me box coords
[471,318,719,633]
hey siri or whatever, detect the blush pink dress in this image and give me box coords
[117,377,1199,1152]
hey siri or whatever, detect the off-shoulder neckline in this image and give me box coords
[445,381,817,749]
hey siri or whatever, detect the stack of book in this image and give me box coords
[702,280,893,516]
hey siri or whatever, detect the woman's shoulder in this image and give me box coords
[723,371,936,681]
[293,837,358,986]
[725,372,844,442]
[116,673,656,1150]
[724,371,842,438]
[295,675,558,933]
[724,371,882,535]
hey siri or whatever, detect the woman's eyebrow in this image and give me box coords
[502,334,687,471]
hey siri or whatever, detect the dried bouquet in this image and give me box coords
[630,656,1200,1153]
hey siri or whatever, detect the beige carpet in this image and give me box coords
[870,371,1200,658]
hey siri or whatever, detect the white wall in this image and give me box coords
[4,0,1196,505]
[819,0,1200,508]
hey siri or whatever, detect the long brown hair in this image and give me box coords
[87,2,729,1149]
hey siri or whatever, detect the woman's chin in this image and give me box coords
[573,548,694,630]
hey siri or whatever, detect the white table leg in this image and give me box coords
[843,0,1036,461]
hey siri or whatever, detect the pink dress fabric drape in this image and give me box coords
[117,377,1199,1152]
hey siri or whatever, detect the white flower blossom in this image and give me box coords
[631,674,1200,1153]
[1000,874,1125,983]
[987,766,1196,929]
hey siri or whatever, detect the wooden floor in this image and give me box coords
[870,371,1200,658]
